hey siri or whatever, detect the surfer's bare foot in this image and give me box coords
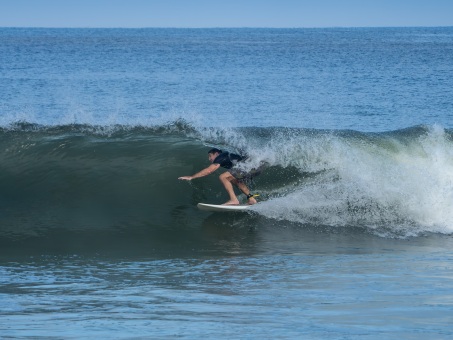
[222,200,240,205]
[247,197,257,205]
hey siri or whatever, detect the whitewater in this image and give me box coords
[1,27,453,339]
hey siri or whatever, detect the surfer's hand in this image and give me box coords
[178,176,192,181]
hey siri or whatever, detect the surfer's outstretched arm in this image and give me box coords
[178,163,220,181]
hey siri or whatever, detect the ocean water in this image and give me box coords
[1,27,453,338]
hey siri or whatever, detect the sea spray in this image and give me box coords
[252,125,453,236]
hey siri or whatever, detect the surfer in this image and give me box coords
[178,148,261,205]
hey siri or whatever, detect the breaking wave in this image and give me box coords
[1,121,453,239]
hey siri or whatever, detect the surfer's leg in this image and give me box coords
[228,168,258,205]
[219,172,240,205]
[236,181,257,205]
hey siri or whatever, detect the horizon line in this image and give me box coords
[1,25,452,29]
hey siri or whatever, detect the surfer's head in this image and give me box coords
[208,148,222,155]
[208,148,222,162]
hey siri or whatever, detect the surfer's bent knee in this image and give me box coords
[219,171,232,180]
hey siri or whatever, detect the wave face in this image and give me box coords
[1,122,453,241]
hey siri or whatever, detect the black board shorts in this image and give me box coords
[229,167,262,182]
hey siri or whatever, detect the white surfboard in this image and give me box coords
[197,203,251,212]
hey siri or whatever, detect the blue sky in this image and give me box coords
[1,0,452,28]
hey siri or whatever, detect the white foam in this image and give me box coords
[249,126,453,236]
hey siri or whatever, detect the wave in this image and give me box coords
[1,121,453,239]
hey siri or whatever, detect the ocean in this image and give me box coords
[1,27,453,338]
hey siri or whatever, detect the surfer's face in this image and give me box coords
[208,152,218,163]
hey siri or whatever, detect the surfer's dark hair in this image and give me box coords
[208,148,222,154]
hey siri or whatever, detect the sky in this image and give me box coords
[0,0,452,28]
